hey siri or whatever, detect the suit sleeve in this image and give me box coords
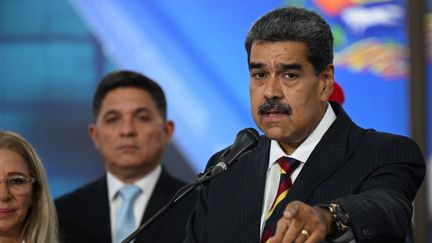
[333,134,425,242]
[184,183,209,243]
[184,149,228,243]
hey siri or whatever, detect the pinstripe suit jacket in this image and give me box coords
[55,168,196,243]
[185,102,425,243]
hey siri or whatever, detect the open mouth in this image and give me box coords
[262,108,290,116]
[265,109,287,115]
[262,110,288,121]
[258,100,292,116]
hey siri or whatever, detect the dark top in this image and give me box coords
[56,168,197,243]
[185,102,425,243]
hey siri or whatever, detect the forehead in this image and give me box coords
[0,149,29,175]
[249,40,310,67]
[99,87,157,112]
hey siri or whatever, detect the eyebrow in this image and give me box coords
[7,172,29,177]
[133,107,151,115]
[278,63,302,70]
[249,62,264,69]
[248,62,303,71]
[102,107,151,118]
[102,110,120,118]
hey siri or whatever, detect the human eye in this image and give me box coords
[136,114,151,122]
[134,109,152,123]
[104,114,119,124]
[282,72,299,79]
[7,177,26,185]
[251,71,268,80]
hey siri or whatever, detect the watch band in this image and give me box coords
[317,203,350,239]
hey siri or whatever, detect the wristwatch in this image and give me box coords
[319,203,350,238]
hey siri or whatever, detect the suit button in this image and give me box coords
[362,228,374,238]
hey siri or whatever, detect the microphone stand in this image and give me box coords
[121,166,223,243]
[122,127,259,242]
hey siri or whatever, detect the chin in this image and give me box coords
[119,161,144,168]
[262,127,287,140]
[0,222,20,234]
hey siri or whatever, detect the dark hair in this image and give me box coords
[92,70,167,120]
[245,7,333,75]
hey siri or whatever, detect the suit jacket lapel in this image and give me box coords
[140,169,172,223]
[236,136,270,241]
[89,177,112,243]
[135,168,174,242]
[286,103,360,203]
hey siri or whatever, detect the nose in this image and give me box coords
[264,76,283,100]
[120,119,137,138]
[0,182,11,201]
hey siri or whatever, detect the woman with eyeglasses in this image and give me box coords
[0,131,58,243]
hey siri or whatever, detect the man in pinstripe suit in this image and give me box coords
[185,7,425,243]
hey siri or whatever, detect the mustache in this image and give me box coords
[258,99,292,116]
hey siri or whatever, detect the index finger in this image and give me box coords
[269,217,289,243]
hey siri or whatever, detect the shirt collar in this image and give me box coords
[107,164,162,201]
[269,103,336,168]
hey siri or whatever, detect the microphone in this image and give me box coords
[121,128,259,243]
[211,128,259,175]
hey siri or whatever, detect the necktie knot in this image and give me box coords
[276,156,301,175]
[118,184,141,202]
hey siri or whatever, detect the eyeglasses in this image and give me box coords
[0,177,36,195]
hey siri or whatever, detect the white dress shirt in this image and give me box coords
[260,103,336,235]
[107,164,162,242]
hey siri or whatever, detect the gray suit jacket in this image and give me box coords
[185,102,425,243]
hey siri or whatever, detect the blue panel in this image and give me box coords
[1,43,95,102]
[0,0,111,198]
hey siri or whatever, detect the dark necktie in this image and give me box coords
[261,157,301,243]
